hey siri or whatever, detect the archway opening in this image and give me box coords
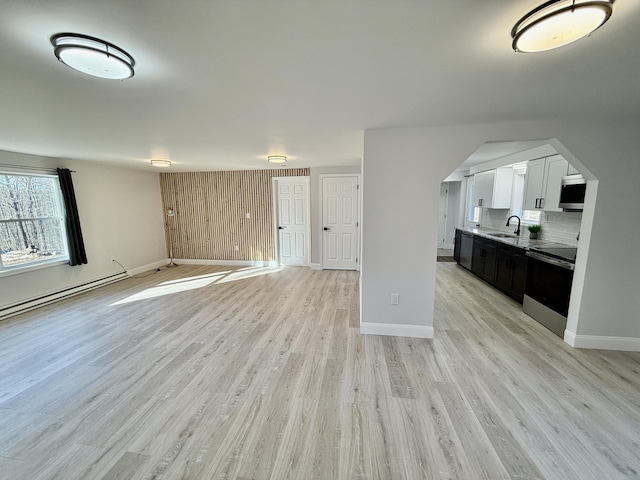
[435,138,597,342]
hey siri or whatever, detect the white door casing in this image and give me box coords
[321,175,359,270]
[438,183,448,248]
[274,177,310,266]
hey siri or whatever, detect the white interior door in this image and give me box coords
[275,177,310,266]
[322,175,359,270]
[438,183,448,248]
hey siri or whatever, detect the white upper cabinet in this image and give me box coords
[474,167,513,209]
[522,154,568,212]
[474,170,494,207]
[543,156,569,212]
[522,158,545,210]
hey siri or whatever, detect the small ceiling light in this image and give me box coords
[150,159,171,167]
[51,33,135,79]
[267,155,287,164]
[511,0,614,53]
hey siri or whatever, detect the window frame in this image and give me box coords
[0,171,70,277]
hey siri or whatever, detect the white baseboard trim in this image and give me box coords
[564,330,640,351]
[310,263,322,270]
[127,259,171,276]
[0,272,128,321]
[360,322,434,339]
[173,258,279,268]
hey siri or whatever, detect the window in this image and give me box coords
[522,209,542,224]
[0,172,69,273]
[466,179,480,224]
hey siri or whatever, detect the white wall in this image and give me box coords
[361,120,640,350]
[0,150,166,310]
[361,128,455,338]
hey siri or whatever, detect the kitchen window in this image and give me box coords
[0,172,69,274]
[522,209,542,224]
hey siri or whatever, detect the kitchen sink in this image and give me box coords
[488,233,517,238]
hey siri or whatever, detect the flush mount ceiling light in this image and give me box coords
[51,33,135,79]
[511,0,614,53]
[267,155,287,164]
[150,159,171,167]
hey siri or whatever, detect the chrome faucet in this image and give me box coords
[506,215,521,236]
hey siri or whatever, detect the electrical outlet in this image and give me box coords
[391,293,399,305]
[234,245,239,251]
[245,212,251,219]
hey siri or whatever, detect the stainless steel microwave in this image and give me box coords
[559,174,586,210]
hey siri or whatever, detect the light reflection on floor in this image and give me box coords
[109,266,284,306]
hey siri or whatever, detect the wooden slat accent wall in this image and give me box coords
[159,169,309,261]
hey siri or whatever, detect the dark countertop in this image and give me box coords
[458,227,573,250]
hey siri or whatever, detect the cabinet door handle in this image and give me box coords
[539,198,544,208]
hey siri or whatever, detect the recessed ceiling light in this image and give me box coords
[150,159,171,167]
[511,0,614,53]
[267,155,287,164]
[51,33,135,79]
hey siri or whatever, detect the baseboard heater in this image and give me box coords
[0,272,128,321]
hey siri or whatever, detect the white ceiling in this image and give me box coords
[1,1,639,172]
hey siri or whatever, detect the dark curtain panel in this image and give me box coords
[57,168,88,266]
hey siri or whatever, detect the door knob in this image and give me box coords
[323,227,330,231]
[278,226,286,230]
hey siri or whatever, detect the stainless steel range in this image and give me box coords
[523,246,577,337]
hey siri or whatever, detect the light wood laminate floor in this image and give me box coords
[0,264,638,479]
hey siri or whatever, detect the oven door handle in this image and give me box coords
[526,251,575,271]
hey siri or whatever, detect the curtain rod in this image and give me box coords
[0,163,76,173]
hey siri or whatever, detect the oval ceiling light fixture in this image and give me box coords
[150,159,171,167]
[267,155,287,164]
[511,0,614,53]
[51,33,135,79]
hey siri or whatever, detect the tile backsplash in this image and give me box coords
[541,211,582,246]
[480,208,581,246]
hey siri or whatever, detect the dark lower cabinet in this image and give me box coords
[455,230,528,304]
[495,244,528,303]
[471,237,497,283]
[510,253,528,300]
